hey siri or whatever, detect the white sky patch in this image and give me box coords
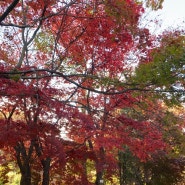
[142,0,185,34]
[160,0,185,29]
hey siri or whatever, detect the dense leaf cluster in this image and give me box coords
[0,0,185,185]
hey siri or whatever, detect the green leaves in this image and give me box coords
[9,69,21,82]
[131,33,185,105]
[134,48,185,87]
[34,31,54,53]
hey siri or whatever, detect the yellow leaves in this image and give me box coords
[145,0,164,10]
[86,9,95,16]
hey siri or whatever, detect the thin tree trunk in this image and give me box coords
[15,143,32,185]
[95,171,104,185]
[41,157,51,185]
[95,147,105,185]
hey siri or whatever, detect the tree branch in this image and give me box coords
[0,0,20,23]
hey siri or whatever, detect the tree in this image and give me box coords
[1,0,183,185]
[118,100,185,185]
[132,30,185,105]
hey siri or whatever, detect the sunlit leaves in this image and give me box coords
[34,31,54,53]
[144,0,164,10]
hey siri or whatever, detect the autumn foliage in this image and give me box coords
[0,0,184,185]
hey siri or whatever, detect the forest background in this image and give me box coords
[0,0,185,185]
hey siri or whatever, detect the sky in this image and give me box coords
[160,0,185,29]
[143,0,185,33]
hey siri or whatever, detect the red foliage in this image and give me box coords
[0,0,169,184]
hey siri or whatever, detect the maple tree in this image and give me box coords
[0,0,184,185]
[118,99,185,185]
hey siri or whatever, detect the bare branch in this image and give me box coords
[0,0,20,23]
[0,22,32,28]
[15,5,47,69]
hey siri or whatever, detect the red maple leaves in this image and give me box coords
[0,0,181,184]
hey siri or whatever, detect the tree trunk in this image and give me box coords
[95,147,105,185]
[20,164,31,185]
[41,157,51,185]
[15,143,32,185]
[95,171,104,185]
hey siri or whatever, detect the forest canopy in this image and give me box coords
[0,0,185,185]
